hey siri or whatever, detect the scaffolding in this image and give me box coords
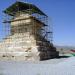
[3,1,53,43]
[0,1,56,60]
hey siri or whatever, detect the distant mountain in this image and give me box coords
[55,45,75,51]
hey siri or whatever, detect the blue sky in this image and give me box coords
[0,0,75,46]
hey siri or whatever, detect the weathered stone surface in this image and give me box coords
[0,14,59,61]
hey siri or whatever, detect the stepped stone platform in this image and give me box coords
[0,33,59,61]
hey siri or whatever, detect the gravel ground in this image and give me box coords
[0,57,75,75]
